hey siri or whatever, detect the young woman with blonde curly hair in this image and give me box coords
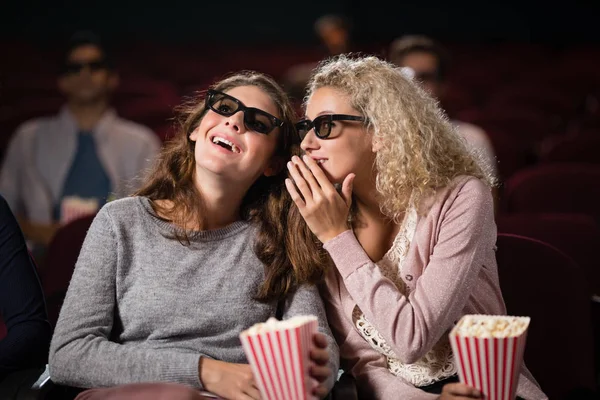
[285,55,547,400]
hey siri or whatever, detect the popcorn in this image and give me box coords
[60,196,99,225]
[240,316,318,400]
[449,315,531,400]
[454,315,530,338]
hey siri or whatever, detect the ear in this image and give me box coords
[264,156,284,177]
[189,127,199,142]
[57,76,69,95]
[371,131,383,153]
[107,73,120,91]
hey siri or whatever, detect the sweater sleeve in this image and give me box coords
[323,179,494,364]
[0,194,51,378]
[48,207,203,389]
[280,284,340,394]
[320,276,437,400]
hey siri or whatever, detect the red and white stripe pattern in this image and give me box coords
[450,323,529,400]
[240,318,318,400]
[60,196,98,225]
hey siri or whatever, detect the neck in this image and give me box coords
[353,174,393,228]
[193,170,250,231]
[351,169,389,223]
[67,99,110,131]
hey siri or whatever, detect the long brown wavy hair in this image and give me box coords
[135,71,329,302]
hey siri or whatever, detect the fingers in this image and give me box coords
[285,178,306,208]
[287,161,314,203]
[239,365,261,400]
[442,383,482,398]
[242,385,262,400]
[312,382,329,399]
[236,393,260,400]
[310,347,329,366]
[313,332,328,350]
[310,340,329,366]
[300,155,335,192]
[310,364,331,382]
[341,173,355,207]
[290,156,322,196]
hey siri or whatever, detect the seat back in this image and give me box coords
[496,233,596,399]
[40,214,96,329]
[502,163,600,223]
[0,315,6,341]
[540,135,600,165]
[496,212,600,295]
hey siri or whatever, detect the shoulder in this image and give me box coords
[10,116,56,141]
[98,196,147,221]
[452,120,493,147]
[111,117,160,146]
[446,175,492,210]
[452,120,487,137]
[452,175,491,197]
[423,176,493,218]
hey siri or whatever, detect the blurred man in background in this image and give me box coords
[313,13,354,56]
[388,35,499,188]
[0,31,160,249]
[282,13,357,111]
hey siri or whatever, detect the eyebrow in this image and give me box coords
[303,110,338,119]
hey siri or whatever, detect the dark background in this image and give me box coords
[2,1,600,45]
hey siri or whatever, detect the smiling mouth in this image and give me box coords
[211,136,240,153]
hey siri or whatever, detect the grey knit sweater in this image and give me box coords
[49,196,339,391]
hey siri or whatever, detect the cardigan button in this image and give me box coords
[405,274,413,281]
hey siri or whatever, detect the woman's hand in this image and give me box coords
[285,155,354,243]
[199,358,261,400]
[309,332,332,398]
[439,383,483,399]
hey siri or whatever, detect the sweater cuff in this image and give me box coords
[323,230,372,279]
[160,353,203,389]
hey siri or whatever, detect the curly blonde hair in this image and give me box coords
[303,54,496,221]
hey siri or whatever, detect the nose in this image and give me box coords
[225,110,245,133]
[300,128,320,152]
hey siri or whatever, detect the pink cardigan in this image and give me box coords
[321,176,548,400]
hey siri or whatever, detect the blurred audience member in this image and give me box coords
[388,35,499,186]
[313,13,354,57]
[283,13,357,110]
[0,193,51,391]
[0,31,161,248]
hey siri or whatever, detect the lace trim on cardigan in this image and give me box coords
[352,208,458,387]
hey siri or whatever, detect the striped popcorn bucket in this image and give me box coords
[240,316,318,400]
[449,315,530,400]
[61,196,99,225]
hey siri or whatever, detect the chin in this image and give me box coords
[322,169,344,185]
[74,92,104,103]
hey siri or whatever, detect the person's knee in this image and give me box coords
[153,383,203,400]
[75,383,203,400]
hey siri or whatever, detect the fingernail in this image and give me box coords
[287,161,293,169]
[303,154,309,162]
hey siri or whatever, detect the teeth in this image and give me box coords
[316,159,326,164]
[212,137,240,153]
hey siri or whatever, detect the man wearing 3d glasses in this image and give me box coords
[0,31,161,250]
